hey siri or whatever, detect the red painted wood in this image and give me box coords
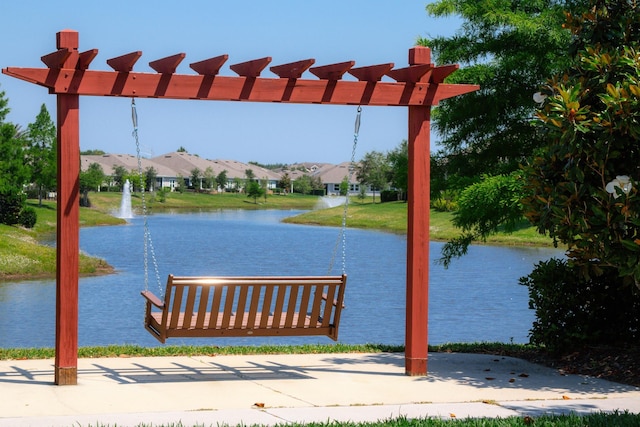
[387,64,433,83]
[190,54,228,75]
[405,46,432,376]
[230,57,272,77]
[106,51,142,72]
[54,30,80,386]
[431,64,459,84]
[348,63,394,82]
[78,49,99,70]
[270,59,315,79]
[41,48,71,69]
[406,104,431,376]
[149,53,186,74]
[309,61,355,80]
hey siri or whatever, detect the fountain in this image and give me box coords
[315,195,347,209]
[117,179,133,218]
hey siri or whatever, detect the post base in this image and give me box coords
[54,366,77,385]
[405,356,427,376]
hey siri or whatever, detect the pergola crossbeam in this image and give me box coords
[41,48,72,69]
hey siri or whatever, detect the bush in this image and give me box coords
[19,206,37,228]
[0,191,25,226]
[380,190,400,203]
[520,258,640,353]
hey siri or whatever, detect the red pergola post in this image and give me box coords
[54,30,80,386]
[405,47,431,376]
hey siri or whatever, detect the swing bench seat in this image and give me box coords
[142,274,347,343]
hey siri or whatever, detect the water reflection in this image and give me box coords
[0,210,563,348]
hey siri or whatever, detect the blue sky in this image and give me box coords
[1,1,461,164]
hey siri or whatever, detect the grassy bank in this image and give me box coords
[284,200,555,247]
[1,193,555,281]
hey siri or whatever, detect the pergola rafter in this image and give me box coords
[2,30,479,385]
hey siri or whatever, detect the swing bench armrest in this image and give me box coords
[141,290,164,309]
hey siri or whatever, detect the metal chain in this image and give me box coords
[131,99,163,295]
[328,106,361,275]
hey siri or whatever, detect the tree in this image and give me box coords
[279,172,291,194]
[216,170,228,192]
[177,146,187,152]
[422,0,574,182]
[339,176,349,196]
[203,166,215,190]
[190,168,202,190]
[523,0,640,287]
[79,163,105,207]
[387,140,408,200]
[112,165,127,191]
[144,166,157,191]
[356,151,389,203]
[25,104,56,206]
[293,175,312,195]
[246,180,264,203]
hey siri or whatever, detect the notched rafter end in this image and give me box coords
[431,64,459,84]
[230,57,272,77]
[387,64,433,83]
[190,54,229,76]
[348,63,394,82]
[150,53,186,74]
[107,51,142,72]
[270,59,315,79]
[309,61,355,80]
[41,48,72,69]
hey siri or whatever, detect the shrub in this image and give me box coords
[520,258,640,353]
[380,190,399,203]
[0,191,25,226]
[19,206,37,228]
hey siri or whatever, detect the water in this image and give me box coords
[316,196,347,209]
[0,210,563,348]
[116,179,133,219]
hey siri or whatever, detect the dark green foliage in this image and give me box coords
[380,190,400,203]
[520,258,640,352]
[0,191,26,226]
[19,206,37,228]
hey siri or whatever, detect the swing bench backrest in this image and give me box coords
[142,274,347,343]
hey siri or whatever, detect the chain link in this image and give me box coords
[131,99,163,295]
[328,106,361,275]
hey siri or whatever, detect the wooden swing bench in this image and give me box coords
[142,274,347,343]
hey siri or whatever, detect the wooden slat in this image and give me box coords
[190,54,228,75]
[149,53,186,74]
[297,285,312,328]
[234,286,250,329]
[207,285,223,329]
[309,284,324,325]
[284,286,299,328]
[195,286,210,329]
[321,285,337,327]
[272,286,287,328]
[309,61,355,80]
[182,285,198,329]
[260,286,274,329]
[169,285,184,329]
[221,285,236,328]
[230,57,272,77]
[431,64,459,84]
[270,59,315,79]
[107,51,142,72]
[247,285,262,328]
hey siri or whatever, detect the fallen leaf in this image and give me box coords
[519,373,529,378]
[523,415,534,425]
[485,377,496,381]
[484,368,491,372]
[253,402,265,408]
[449,413,456,418]
[562,395,571,400]
[509,378,515,383]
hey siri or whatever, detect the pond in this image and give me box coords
[0,210,563,348]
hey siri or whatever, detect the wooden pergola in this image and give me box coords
[2,30,478,385]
